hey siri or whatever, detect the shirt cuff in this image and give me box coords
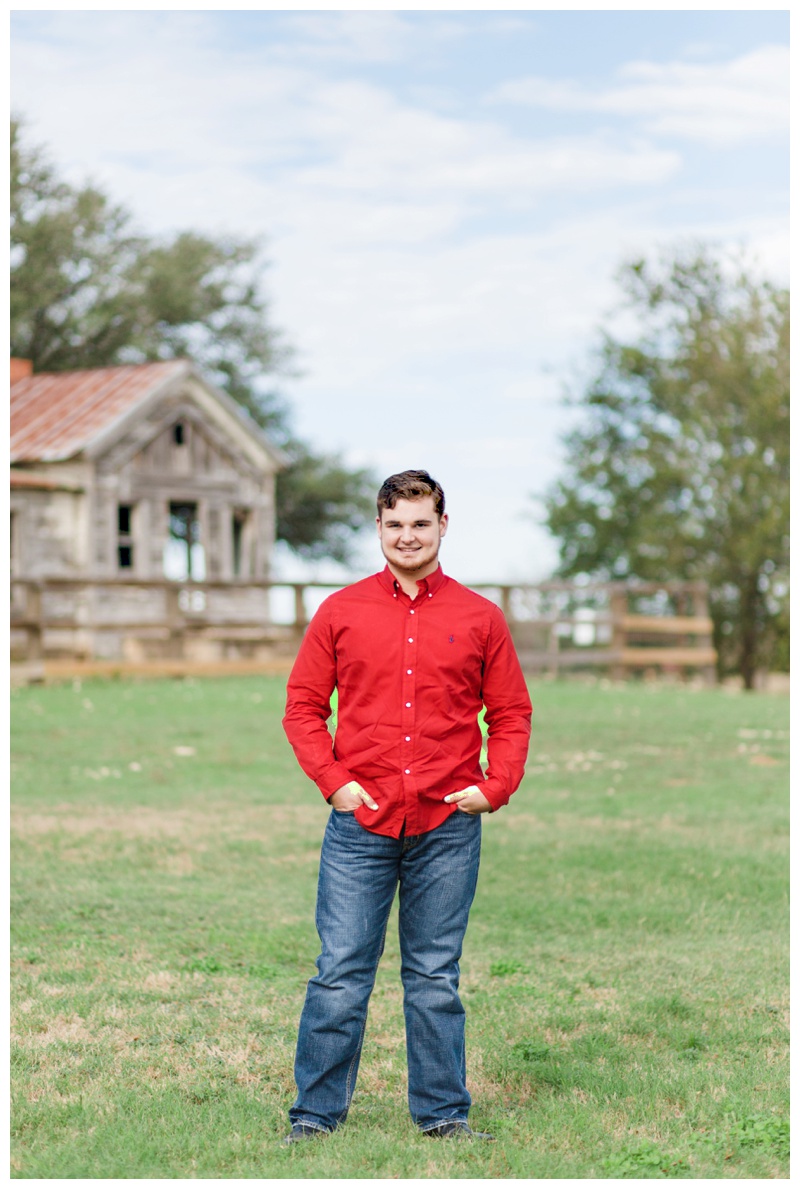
[477,782,510,812]
[317,764,356,802]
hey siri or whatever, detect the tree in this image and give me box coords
[543,246,789,689]
[276,451,376,566]
[10,117,375,562]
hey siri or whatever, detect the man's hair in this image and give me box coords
[377,469,445,518]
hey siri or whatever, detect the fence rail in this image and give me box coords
[10,576,717,681]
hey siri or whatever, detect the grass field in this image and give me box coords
[10,674,789,1178]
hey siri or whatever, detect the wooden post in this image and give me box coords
[610,587,628,681]
[548,620,560,679]
[693,583,717,686]
[165,584,184,658]
[669,589,684,681]
[293,584,308,638]
[26,583,43,662]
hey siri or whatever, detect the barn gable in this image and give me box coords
[92,387,270,491]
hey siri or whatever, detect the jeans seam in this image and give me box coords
[343,908,391,1111]
[343,1016,366,1115]
[292,1119,330,1134]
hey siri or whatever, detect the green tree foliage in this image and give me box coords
[276,452,376,565]
[544,247,789,688]
[10,117,375,563]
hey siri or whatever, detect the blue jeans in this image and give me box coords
[289,807,482,1132]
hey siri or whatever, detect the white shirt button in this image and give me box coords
[410,609,415,614]
[406,702,411,708]
[428,593,432,597]
[408,637,413,643]
[405,736,411,742]
[407,669,412,674]
[405,768,411,774]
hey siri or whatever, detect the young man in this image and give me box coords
[281,469,532,1143]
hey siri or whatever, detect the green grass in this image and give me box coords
[11,674,789,1178]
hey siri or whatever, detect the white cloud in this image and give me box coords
[278,11,419,62]
[490,45,788,147]
[276,11,471,64]
[13,17,680,241]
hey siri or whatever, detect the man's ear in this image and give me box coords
[439,513,449,538]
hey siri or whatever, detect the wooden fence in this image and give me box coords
[468,579,716,681]
[10,576,717,682]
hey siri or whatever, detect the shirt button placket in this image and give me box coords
[402,603,418,820]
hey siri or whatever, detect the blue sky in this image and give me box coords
[11,9,789,584]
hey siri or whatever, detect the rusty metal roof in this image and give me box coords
[10,360,189,463]
[10,471,83,491]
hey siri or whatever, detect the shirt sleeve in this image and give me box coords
[474,605,533,811]
[282,600,355,801]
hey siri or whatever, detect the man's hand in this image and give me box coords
[444,785,493,814]
[329,780,379,812]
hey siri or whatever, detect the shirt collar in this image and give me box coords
[376,563,448,599]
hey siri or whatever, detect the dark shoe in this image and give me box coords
[424,1120,495,1141]
[281,1123,329,1146]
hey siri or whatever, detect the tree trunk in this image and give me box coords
[738,574,761,692]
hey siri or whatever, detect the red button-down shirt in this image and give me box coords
[282,565,532,838]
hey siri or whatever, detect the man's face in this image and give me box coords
[377,496,448,577]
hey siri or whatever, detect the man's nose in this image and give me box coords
[400,525,416,541]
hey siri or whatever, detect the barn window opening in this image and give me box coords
[117,503,134,570]
[232,509,249,577]
[173,422,185,446]
[164,501,205,581]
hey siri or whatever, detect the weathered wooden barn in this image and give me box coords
[10,358,288,664]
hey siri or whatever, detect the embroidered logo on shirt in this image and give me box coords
[449,635,455,643]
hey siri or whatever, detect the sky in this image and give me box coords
[10,8,790,586]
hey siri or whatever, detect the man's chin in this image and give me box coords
[385,551,436,573]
